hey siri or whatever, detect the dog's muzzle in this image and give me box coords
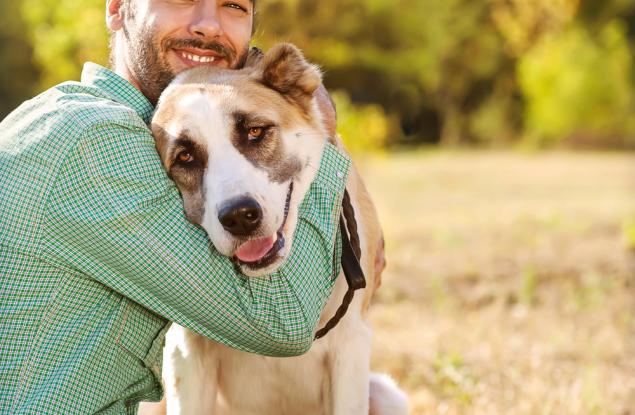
[232,182,294,270]
[218,197,263,237]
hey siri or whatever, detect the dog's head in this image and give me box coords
[152,44,328,277]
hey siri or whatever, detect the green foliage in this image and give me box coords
[468,84,520,146]
[518,20,635,147]
[432,351,476,406]
[21,0,109,90]
[255,0,509,146]
[0,0,40,118]
[1,0,633,147]
[623,218,635,251]
[519,266,538,306]
[330,91,389,154]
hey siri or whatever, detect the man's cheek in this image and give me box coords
[160,46,185,75]
[233,43,251,70]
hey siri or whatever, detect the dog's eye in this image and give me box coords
[248,127,265,142]
[176,151,194,164]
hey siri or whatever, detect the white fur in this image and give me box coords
[169,87,324,277]
[164,297,378,415]
[161,182,406,415]
[369,374,410,415]
[150,78,408,415]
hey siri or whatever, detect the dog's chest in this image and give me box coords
[213,342,331,415]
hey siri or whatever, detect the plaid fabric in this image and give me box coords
[0,63,350,414]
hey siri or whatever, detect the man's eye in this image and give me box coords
[224,2,247,12]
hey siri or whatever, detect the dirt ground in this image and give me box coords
[359,151,635,415]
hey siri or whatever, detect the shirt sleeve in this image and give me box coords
[42,121,351,357]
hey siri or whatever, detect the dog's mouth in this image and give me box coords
[232,182,293,270]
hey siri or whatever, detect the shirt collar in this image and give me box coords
[81,62,154,124]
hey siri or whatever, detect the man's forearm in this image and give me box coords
[43,122,351,356]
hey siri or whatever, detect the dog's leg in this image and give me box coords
[326,318,372,415]
[369,373,409,415]
[137,398,166,415]
[164,325,219,415]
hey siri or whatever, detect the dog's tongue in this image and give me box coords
[235,235,275,263]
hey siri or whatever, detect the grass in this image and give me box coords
[358,150,635,415]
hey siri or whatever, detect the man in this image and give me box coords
[0,0,349,413]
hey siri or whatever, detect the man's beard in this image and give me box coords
[125,24,249,105]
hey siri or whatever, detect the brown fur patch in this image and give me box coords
[230,111,302,183]
[258,43,322,115]
[151,125,208,224]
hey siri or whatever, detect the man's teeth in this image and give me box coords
[181,52,216,63]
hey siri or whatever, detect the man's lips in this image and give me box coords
[173,48,224,65]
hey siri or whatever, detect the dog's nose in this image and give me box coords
[218,197,263,237]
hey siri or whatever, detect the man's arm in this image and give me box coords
[42,121,350,356]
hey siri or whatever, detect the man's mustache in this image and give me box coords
[163,38,236,63]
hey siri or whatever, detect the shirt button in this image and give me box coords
[336,171,344,179]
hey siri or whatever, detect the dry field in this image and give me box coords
[359,151,635,415]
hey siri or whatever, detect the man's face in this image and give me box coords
[116,0,253,104]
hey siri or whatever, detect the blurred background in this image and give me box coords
[2,0,634,413]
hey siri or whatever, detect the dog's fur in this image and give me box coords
[139,44,408,415]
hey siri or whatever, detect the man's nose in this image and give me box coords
[189,1,223,39]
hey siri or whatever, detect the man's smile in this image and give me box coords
[173,47,226,67]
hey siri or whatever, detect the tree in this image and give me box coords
[255,0,511,146]
[21,0,109,91]
[0,0,40,119]
[9,0,635,148]
[518,20,634,147]
[490,0,580,57]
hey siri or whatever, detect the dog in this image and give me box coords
[139,43,408,415]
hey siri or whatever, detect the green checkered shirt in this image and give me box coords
[0,63,350,414]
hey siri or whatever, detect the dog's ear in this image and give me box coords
[243,46,264,68]
[255,43,322,112]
